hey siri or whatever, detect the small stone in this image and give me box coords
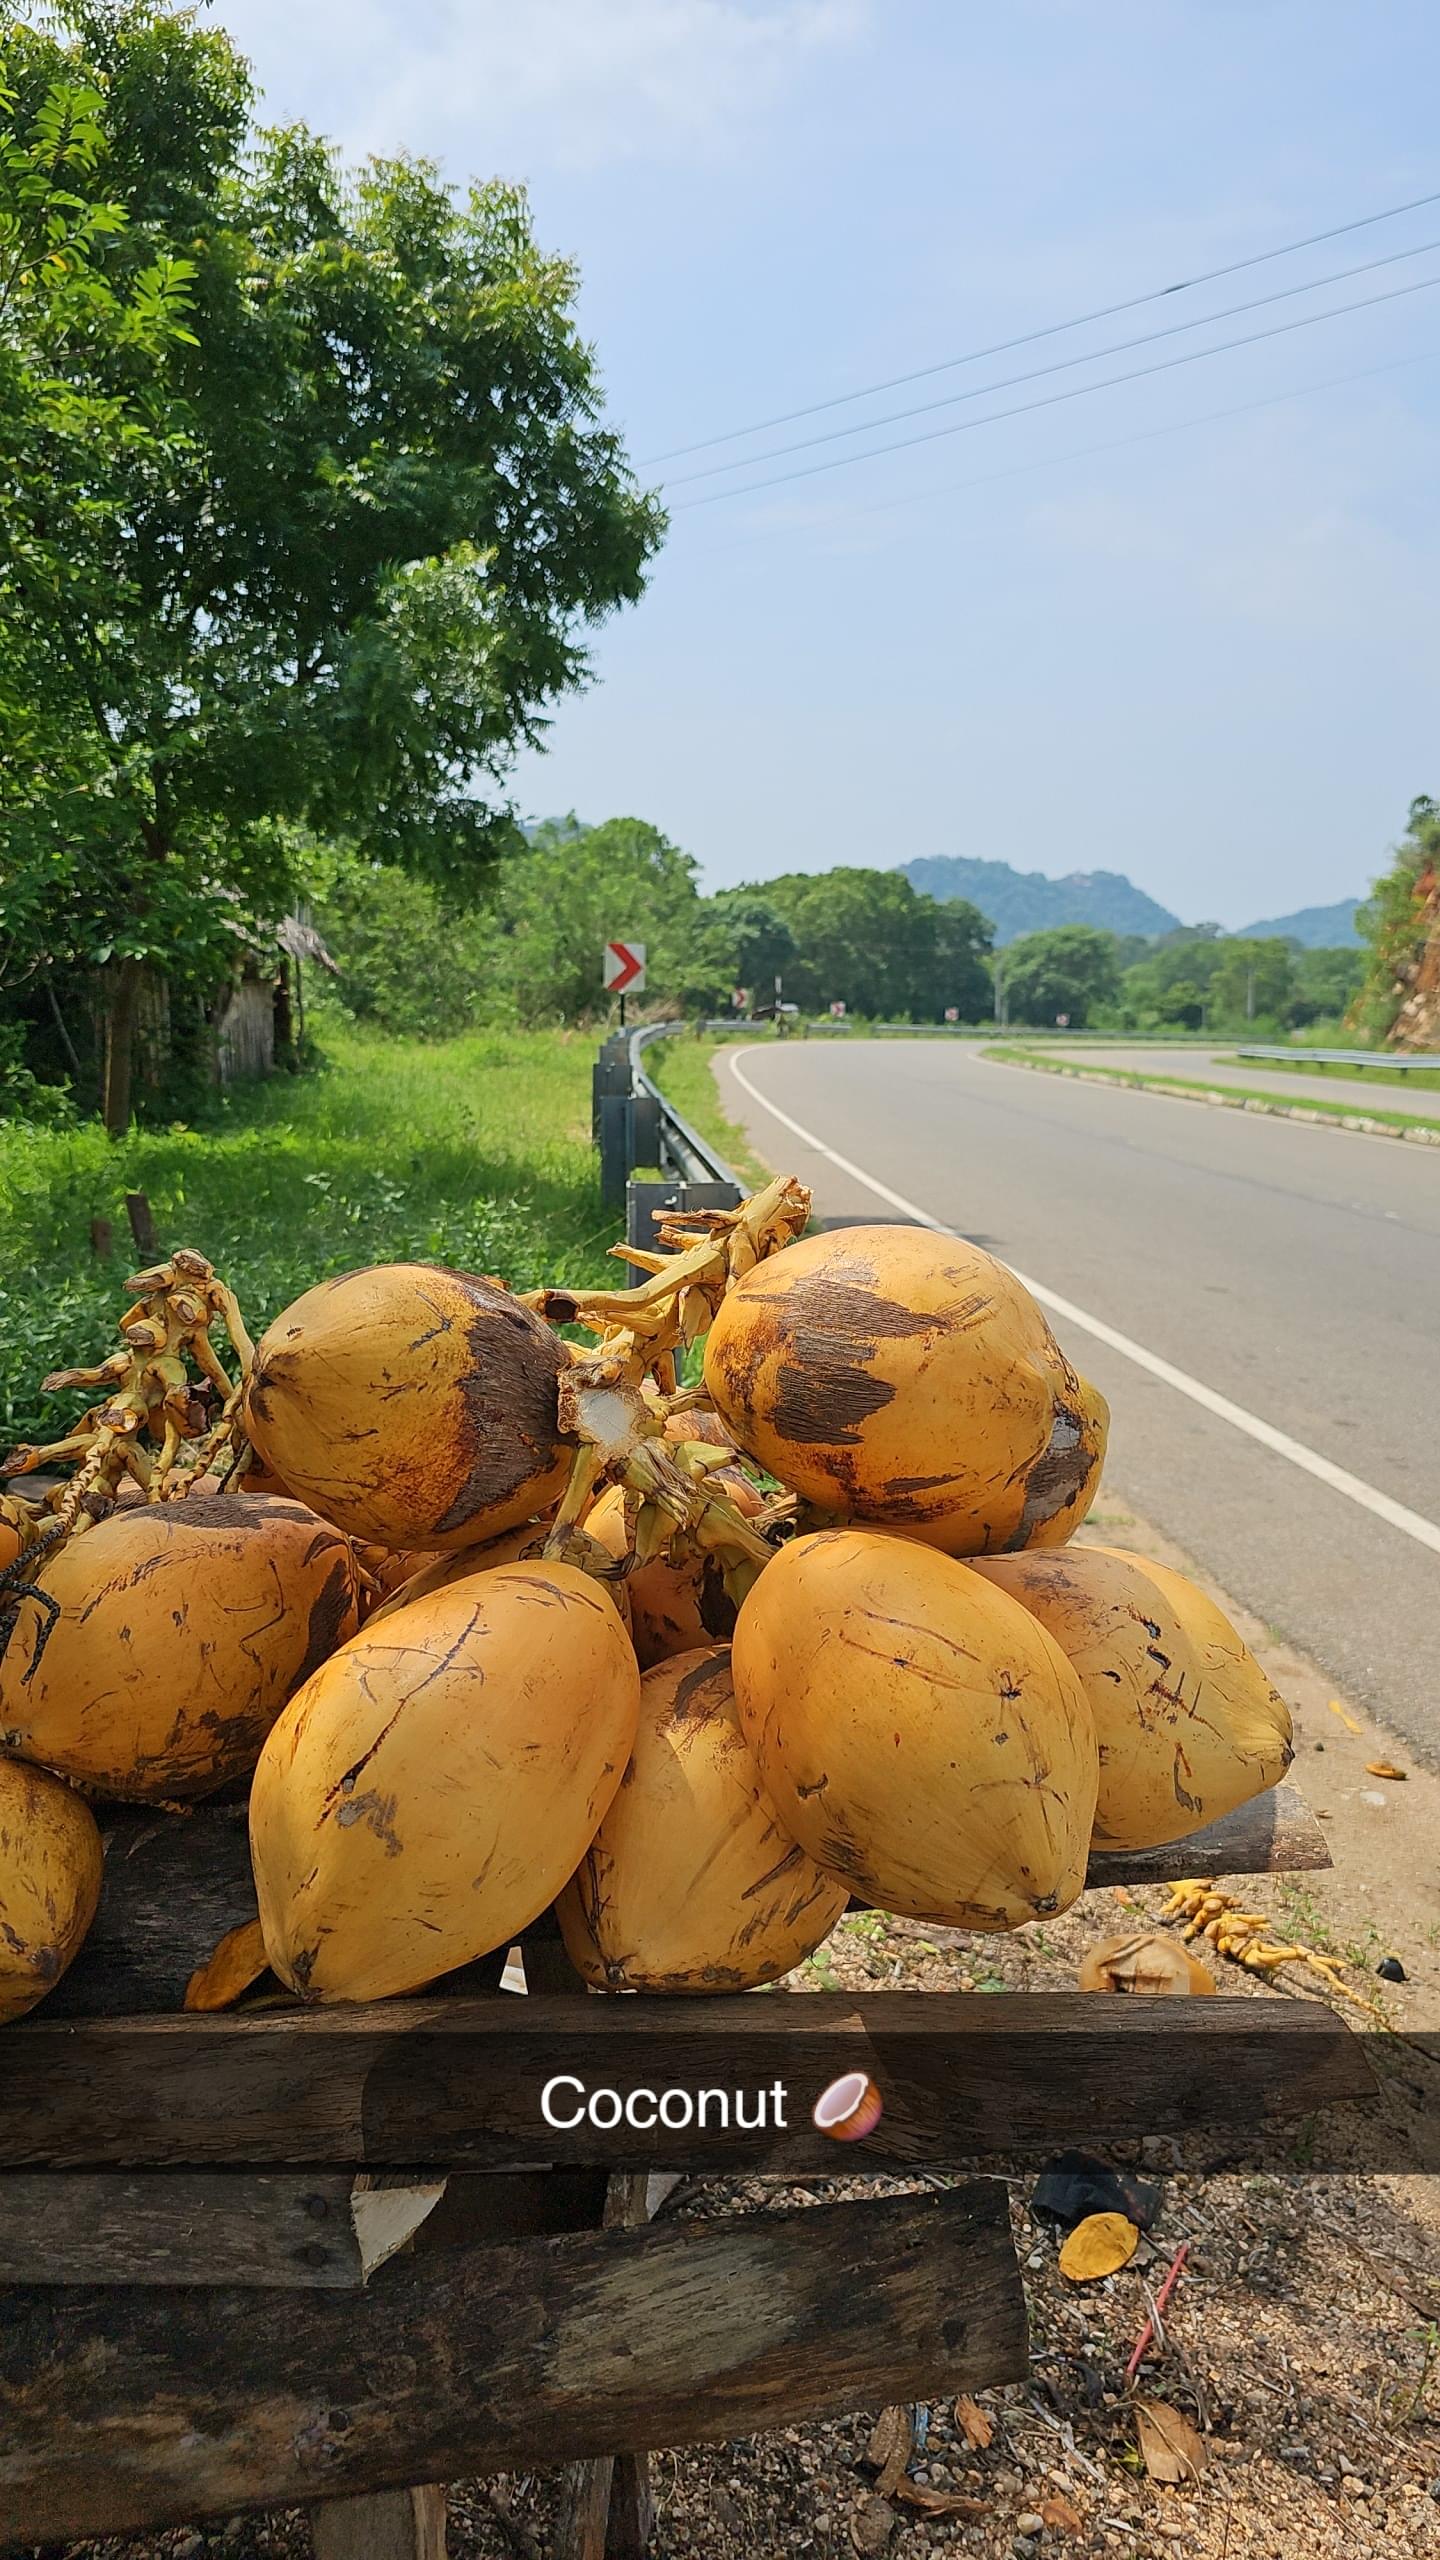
[174,2539,203,2559]
[1017,2517,1046,2539]
[1014,2540,1038,2559]
[850,2495,896,2556]
[1341,2475,1369,2499]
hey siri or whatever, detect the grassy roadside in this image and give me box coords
[0,1025,618,1447]
[641,1030,775,1188]
[1220,1050,1440,1093]
[992,1042,1440,1141]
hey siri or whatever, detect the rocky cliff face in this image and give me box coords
[1388,860,1440,1050]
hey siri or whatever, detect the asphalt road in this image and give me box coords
[718,1038,1440,1764]
[1063,1044,1440,1120]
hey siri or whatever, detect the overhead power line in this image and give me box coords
[687,345,1440,557]
[644,183,1440,466]
[669,268,1440,510]
[662,231,1440,489]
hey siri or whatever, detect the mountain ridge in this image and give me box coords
[899,855,1181,945]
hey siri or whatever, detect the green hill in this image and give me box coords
[899,856,1181,945]
[1233,898,1362,948]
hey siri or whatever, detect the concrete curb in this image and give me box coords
[992,1052,1440,1147]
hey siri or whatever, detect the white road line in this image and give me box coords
[726,1045,1440,1560]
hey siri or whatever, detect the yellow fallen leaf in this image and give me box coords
[953,2393,994,2449]
[1328,1699,1364,1734]
[1134,2399,1206,2485]
[183,1916,269,2012]
[1366,1761,1407,1781]
[1058,2212,1140,2281]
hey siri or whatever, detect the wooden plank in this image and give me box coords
[0,2166,619,2289]
[50,1783,1325,2022]
[553,2174,660,2560]
[312,2485,447,2560]
[4,1992,1370,2171]
[1084,1782,1330,1886]
[49,1808,511,2020]
[0,2171,445,2290]
[0,2183,1025,2547]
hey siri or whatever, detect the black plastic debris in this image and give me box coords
[1030,2148,1162,2233]
[1376,1955,1407,1983]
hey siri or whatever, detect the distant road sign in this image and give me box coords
[603,941,646,995]
[829,1000,846,1017]
[944,1006,959,1023]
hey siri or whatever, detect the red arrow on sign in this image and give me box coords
[603,940,646,994]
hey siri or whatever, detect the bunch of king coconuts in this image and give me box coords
[0,1202,1293,2020]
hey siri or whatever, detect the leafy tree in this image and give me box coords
[1350,794,1440,1047]
[480,816,702,1026]
[1290,944,1365,1026]
[679,890,796,1012]
[1000,925,1120,1028]
[1207,939,1296,1030]
[759,869,991,1018]
[0,2,661,1131]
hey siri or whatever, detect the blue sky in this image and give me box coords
[217,0,1440,925]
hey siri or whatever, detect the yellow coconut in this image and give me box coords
[0,1497,361,1801]
[703,1224,1108,1554]
[365,1519,551,1625]
[587,1474,761,1668]
[556,1646,848,1991]
[731,1528,1098,1928]
[0,1756,103,2022]
[243,1263,573,1550]
[250,1561,641,2002]
[969,1546,1293,1850]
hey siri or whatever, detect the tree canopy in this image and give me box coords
[0,0,662,1129]
[999,925,1120,1028]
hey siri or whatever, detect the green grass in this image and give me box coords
[992,1044,1440,1139]
[641,1031,776,1189]
[1219,1051,1440,1093]
[0,1025,619,1449]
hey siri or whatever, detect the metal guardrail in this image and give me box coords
[593,1026,743,1281]
[1235,1046,1440,1073]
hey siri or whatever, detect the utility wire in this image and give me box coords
[685,345,1440,557]
[670,269,1440,511]
[643,184,1440,464]
[663,231,1440,488]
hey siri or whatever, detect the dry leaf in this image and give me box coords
[863,2405,912,2497]
[1039,2493,1084,2533]
[1328,1699,1364,1734]
[1134,2400,1206,2485]
[183,1916,268,2012]
[1366,1761,1407,1781]
[1058,2211,1140,2281]
[953,2393,994,2449]
[894,2481,986,2519]
[1078,1930,1216,1996]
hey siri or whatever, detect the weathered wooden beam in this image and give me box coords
[49,1783,1326,2022]
[311,2486,447,2560]
[0,2170,445,2290]
[0,2183,1026,2548]
[4,1992,1370,2172]
[1084,1782,1330,1886]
